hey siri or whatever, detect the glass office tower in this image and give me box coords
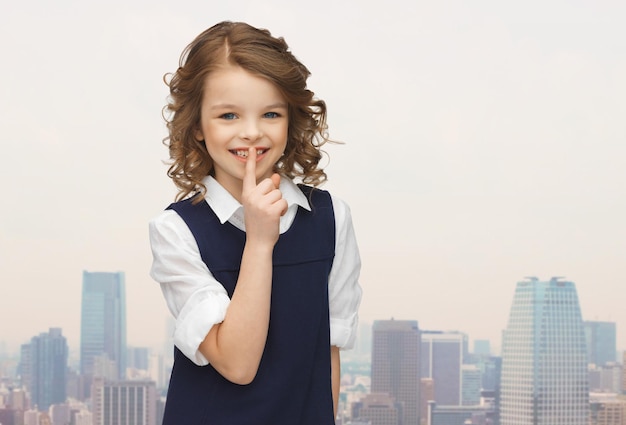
[80,271,127,382]
[371,319,421,425]
[23,328,68,410]
[421,330,467,406]
[584,320,617,366]
[500,277,588,424]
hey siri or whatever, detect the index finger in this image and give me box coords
[242,147,257,194]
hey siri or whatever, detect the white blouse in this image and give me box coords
[149,176,362,366]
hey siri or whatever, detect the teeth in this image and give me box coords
[233,149,267,158]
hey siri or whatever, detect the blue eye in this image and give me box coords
[220,113,236,120]
[264,112,280,119]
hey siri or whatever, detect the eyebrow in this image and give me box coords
[210,102,288,110]
[266,102,288,109]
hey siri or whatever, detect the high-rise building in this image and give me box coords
[479,356,501,393]
[127,347,150,371]
[589,394,626,425]
[352,393,401,425]
[371,319,420,425]
[473,340,491,356]
[0,409,16,425]
[420,378,434,425]
[19,343,32,394]
[461,364,481,406]
[589,363,623,393]
[584,321,617,366]
[623,351,626,395]
[500,277,588,424]
[80,271,127,386]
[49,403,71,425]
[23,409,40,425]
[20,328,68,411]
[421,331,467,406]
[8,388,29,410]
[91,378,157,425]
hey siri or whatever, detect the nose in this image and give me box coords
[240,118,263,141]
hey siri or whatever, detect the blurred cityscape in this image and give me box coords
[0,273,624,425]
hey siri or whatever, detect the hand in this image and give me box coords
[241,147,288,246]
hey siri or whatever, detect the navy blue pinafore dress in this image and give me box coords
[162,185,336,425]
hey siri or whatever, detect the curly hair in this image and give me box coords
[164,21,332,202]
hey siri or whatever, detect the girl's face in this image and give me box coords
[195,65,289,201]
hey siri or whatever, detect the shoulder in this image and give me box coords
[166,195,207,214]
[303,185,354,229]
[149,209,191,241]
[298,184,352,211]
[329,193,351,219]
[329,193,355,239]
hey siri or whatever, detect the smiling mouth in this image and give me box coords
[230,149,268,158]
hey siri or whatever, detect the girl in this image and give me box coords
[149,21,362,424]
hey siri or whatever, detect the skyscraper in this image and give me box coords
[500,277,588,424]
[80,271,127,385]
[21,328,68,411]
[461,364,481,406]
[584,320,617,366]
[371,319,420,425]
[91,378,157,425]
[421,331,467,406]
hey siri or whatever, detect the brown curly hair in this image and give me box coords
[164,21,332,202]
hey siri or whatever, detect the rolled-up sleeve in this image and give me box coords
[149,210,231,366]
[328,196,362,350]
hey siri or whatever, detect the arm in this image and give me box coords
[149,212,231,367]
[331,345,340,420]
[328,196,362,349]
[328,197,361,421]
[198,236,274,384]
[198,148,287,385]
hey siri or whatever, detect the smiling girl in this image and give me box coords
[149,21,362,424]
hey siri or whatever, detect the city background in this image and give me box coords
[0,274,623,424]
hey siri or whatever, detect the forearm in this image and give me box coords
[331,346,340,420]
[198,240,274,384]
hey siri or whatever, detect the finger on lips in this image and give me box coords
[242,147,283,205]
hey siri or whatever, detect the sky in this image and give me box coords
[1,0,625,355]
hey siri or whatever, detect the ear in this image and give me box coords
[194,127,204,142]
